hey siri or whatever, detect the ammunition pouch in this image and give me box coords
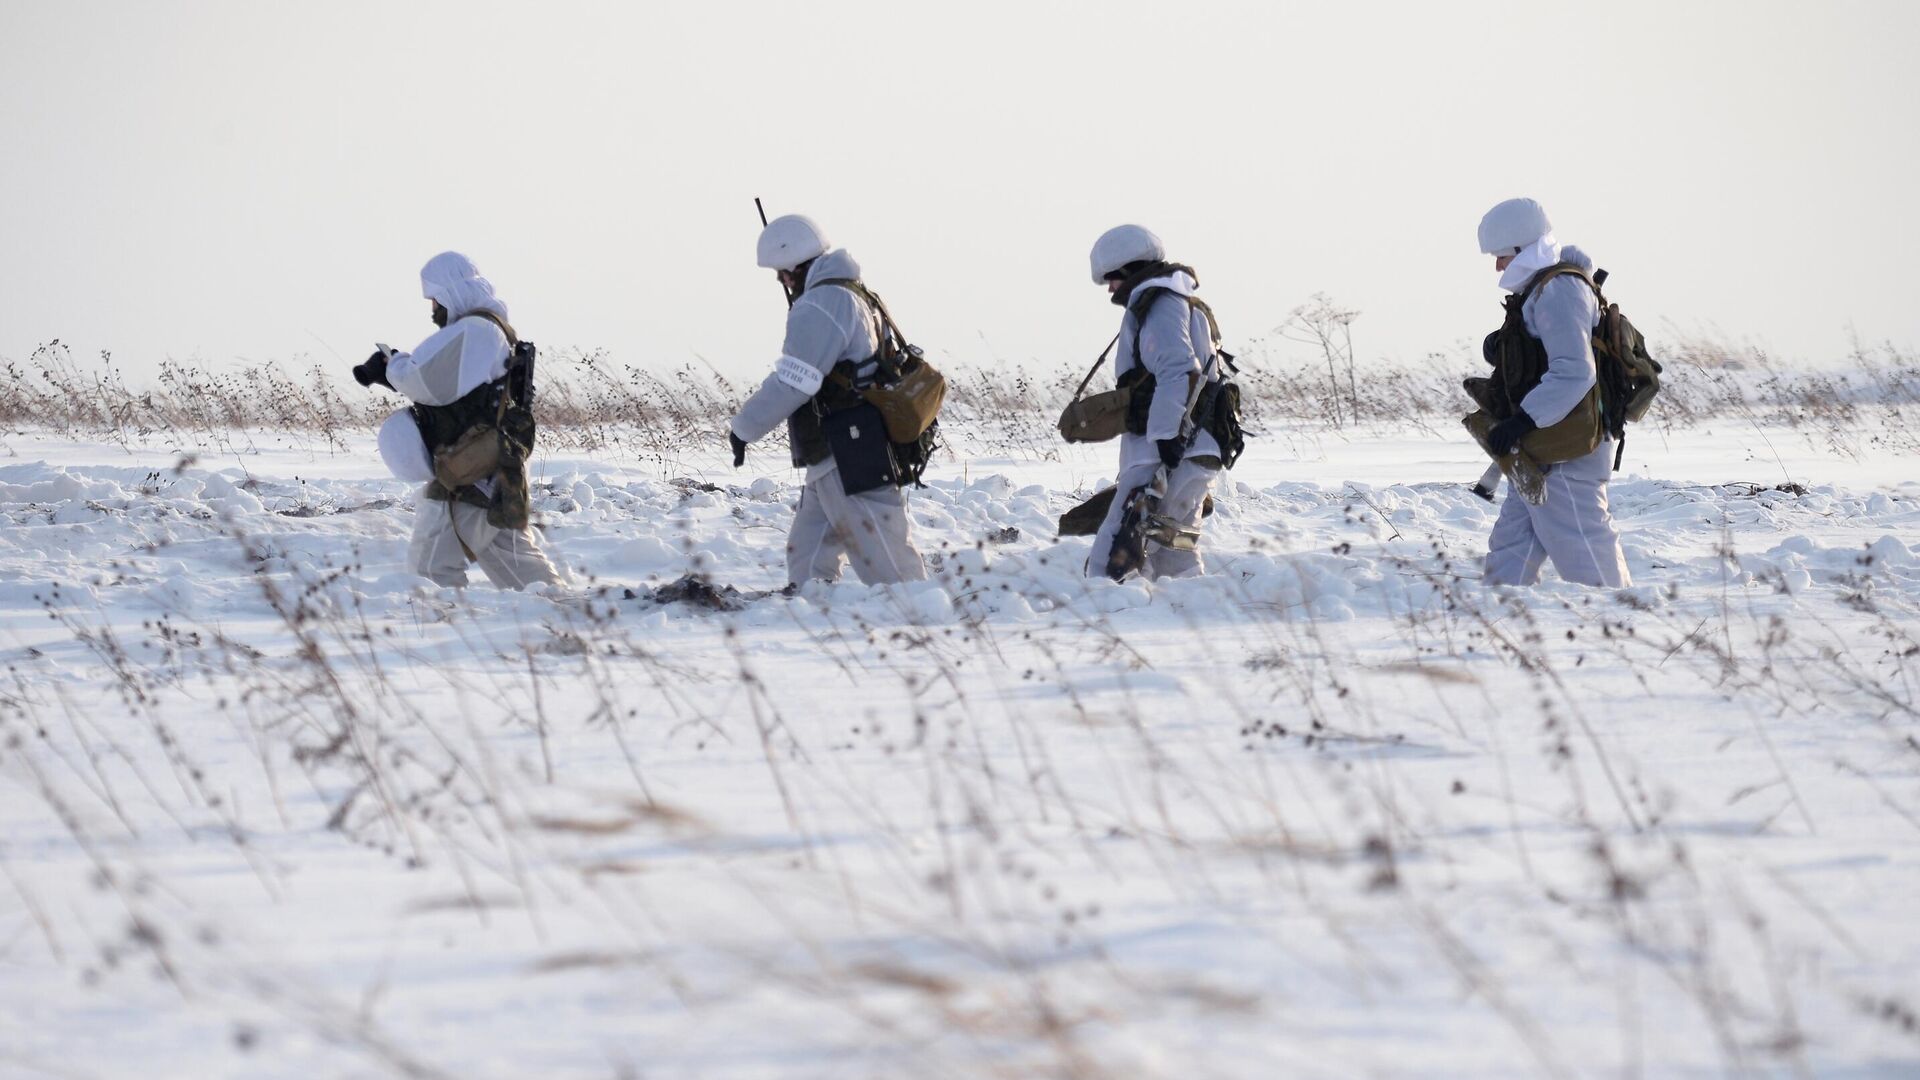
[788,410,835,468]
[1119,368,1155,436]
[1192,378,1246,470]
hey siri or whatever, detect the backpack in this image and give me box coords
[1590,271,1664,430]
[813,278,945,487]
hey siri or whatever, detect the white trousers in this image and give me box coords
[1484,440,1631,587]
[1086,458,1220,580]
[786,471,928,586]
[409,493,565,590]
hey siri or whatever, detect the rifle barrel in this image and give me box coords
[752,196,796,308]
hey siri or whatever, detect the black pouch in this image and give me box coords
[822,402,899,496]
[1202,381,1246,470]
[893,420,939,488]
[1119,368,1155,436]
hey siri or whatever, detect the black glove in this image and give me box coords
[1156,437,1186,473]
[729,431,748,468]
[1488,412,1537,457]
[352,350,392,390]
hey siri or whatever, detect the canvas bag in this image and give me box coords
[814,278,945,443]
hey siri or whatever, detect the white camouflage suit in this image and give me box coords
[729,249,928,587]
[1087,269,1226,579]
[1484,243,1632,588]
[380,253,565,590]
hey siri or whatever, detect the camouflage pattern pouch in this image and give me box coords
[487,398,535,530]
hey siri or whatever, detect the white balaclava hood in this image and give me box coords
[420,251,509,321]
[1498,231,1563,293]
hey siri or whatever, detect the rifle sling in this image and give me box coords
[459,309,519,348]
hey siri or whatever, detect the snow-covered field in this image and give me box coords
[3,419,1918,1078]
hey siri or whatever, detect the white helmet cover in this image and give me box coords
[1478,198,1552,257]
[756,214,830,271]
[419,250,508,321]
[1089,224,1166,283]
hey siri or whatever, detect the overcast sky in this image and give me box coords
[2,0,1915,383]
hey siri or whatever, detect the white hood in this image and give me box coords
[801,248,862,290]
[1124,268,1197,302]
[420,251,509,321]
[1498,232,1563,293]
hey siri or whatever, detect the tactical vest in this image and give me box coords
[1486,263,1665,464]
[1119,286,1247,468]
[783,280,888,468]
[413,381,503,458]
[411,310,539,532]
[410,311,519,455]
[1484,265,1591,420]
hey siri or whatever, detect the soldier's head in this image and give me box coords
[420,251,506,326]
[756,214,831,293]
[1089,224,1166,302]
[1477,198,1552,273]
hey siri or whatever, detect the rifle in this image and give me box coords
[755,197,797,310]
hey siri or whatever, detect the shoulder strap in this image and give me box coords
[1126,286,1223,435]
[809,277,906,392]
[1126,287,1172,370]
[1069,334,1122,403]
[1519,262,1600,306]
[459,309,519,348]
[1128,286,1223,367]
[810,277,902,344]
[1187,295,1224,349]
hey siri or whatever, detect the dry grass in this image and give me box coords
[4,334,1915,462]
[7,514,1917,1076]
